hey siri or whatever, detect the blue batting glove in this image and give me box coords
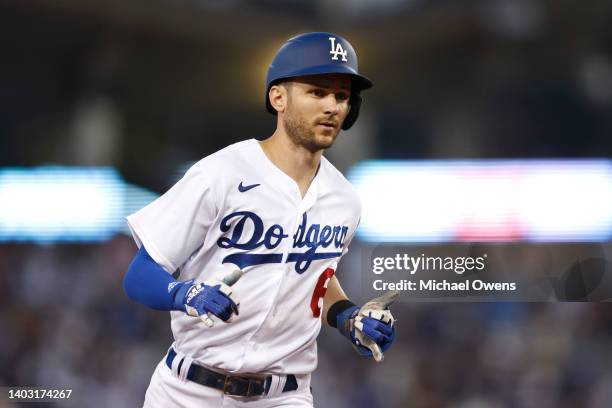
[171,272,243,327]
[336,291,399,362]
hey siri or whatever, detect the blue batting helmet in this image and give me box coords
[265,32,373,130]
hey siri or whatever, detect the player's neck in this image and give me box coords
[259,132,322,198]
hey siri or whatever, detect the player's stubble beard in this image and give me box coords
[282,97,342,153]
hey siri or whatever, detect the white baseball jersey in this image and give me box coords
[126,139,361,375]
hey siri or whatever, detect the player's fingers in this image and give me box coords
[221,269,244,287]
[354,317,364,333]
[222,298,241,323]
[365,290,400,310]
[212,303,234,322]
[231,301,239,316]
[377,290,400,308]
[355,317,386,342]
[369,343,384,362]
[201,297,230,320]
[357,317,391,344]
[212,298,238,321]
[363,317,393,337]
[185,305,199,318]
[216,282,233,297]
[208,280,241,315]
[359,310,395,326]
[361,309,394,326]
[223,290,240,315]
[200,312,214,327]
[210,291,239,317]
[359,333,385,362]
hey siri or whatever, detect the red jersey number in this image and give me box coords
[310,268,335,318]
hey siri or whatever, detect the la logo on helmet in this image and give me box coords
[328,37,348,62]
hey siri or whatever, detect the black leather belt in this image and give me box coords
[165,348,298,397]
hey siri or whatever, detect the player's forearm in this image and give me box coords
[322,276,354,327]
[123,246,184,311]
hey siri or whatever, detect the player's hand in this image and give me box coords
[338,290,399,362]
[172,269,243,327]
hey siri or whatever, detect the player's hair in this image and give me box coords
[279,81,293,91]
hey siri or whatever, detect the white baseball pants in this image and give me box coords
[142,359,314,408]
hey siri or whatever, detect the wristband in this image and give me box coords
[327,299,357,328]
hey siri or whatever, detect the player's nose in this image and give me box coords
[321,94,343,115]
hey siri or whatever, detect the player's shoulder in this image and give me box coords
[185,139,256,176]
[320,155,361,206]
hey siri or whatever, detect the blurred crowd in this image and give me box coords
[1,237,612,407]
[0,237,163,407]
[2,1,612,184]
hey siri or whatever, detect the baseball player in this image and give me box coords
[123,32,398,407]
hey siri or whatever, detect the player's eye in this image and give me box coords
[336,92,350,101]
[311,89,326,97]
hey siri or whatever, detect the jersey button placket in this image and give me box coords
[242,197,294,354]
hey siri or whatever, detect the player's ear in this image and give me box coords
[269,84,288,114]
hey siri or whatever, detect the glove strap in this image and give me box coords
[170,279,194,312]
[327,299,357,328]
[330,301,359,339]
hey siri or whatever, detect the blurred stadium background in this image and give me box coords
[1,0,612,407]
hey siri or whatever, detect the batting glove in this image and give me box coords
[335,291,399,362]
[171,270,243,327]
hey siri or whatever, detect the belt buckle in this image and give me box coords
[247,377,266,397]
[223,375,266,397]
[222,376,236,396]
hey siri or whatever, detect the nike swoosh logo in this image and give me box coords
[238,182,260,193]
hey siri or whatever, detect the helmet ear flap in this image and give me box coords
[342,93,362,130]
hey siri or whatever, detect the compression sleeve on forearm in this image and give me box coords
[123,246,183,311]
